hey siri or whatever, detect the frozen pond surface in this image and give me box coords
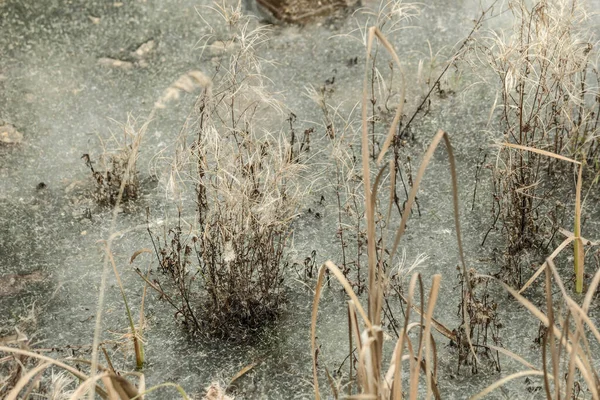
[1,0,600,398]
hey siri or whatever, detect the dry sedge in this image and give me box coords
[143,3,303,339]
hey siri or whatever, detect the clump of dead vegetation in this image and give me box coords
[82,116,145,207]
[143,2,304,339]
[481,0,600,286]
[471,258,600,400]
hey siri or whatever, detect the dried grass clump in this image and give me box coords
[195,126,300,337]
[482,0,600,284]
[83,115,146,206]
[146,3,304,339]
[486,0,599,161]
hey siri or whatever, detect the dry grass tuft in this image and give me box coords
[481,0,600,286]
[144,3,304,339]
[83,115,147,207]
[0,343,192,399]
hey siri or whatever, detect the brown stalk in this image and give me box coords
[544,261,560,399]
[501,142,585,292]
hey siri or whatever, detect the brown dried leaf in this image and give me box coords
[130,248,152,264]
[97,57,134,70]
[132,40,156,59]
[0,123,23,144]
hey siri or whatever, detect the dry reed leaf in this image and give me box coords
[5,362,51,400]
[559,228,599,246]
[391,273,419,399]
[543,265,560,396]
[409,275,441,400]
[229,361,258,386]
[311,262,371,400]
[155,71,212,109]
[574,165,584,292]
[470,370,546,400]
[501,142,581,165]
[0,122,23,144]
[324,366,339,399]
[518,236,574,293]
[347,301,361,395]
[361,26,378,324]
[130,248,152,264]
[583,260,600,313]
[97,57,134,70]
[486,345,538,371]
[132,40,155,59]
[397,293,456,341]
[371,29,405,166]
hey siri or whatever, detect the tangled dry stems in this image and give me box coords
[82,116,145,207]
[482,0,600,285]
[147,4,304,339]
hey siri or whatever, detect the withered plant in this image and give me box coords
[82,115,145,207]
[481,0,600,285]
[306,84,368,293]
[147,2,304,339]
